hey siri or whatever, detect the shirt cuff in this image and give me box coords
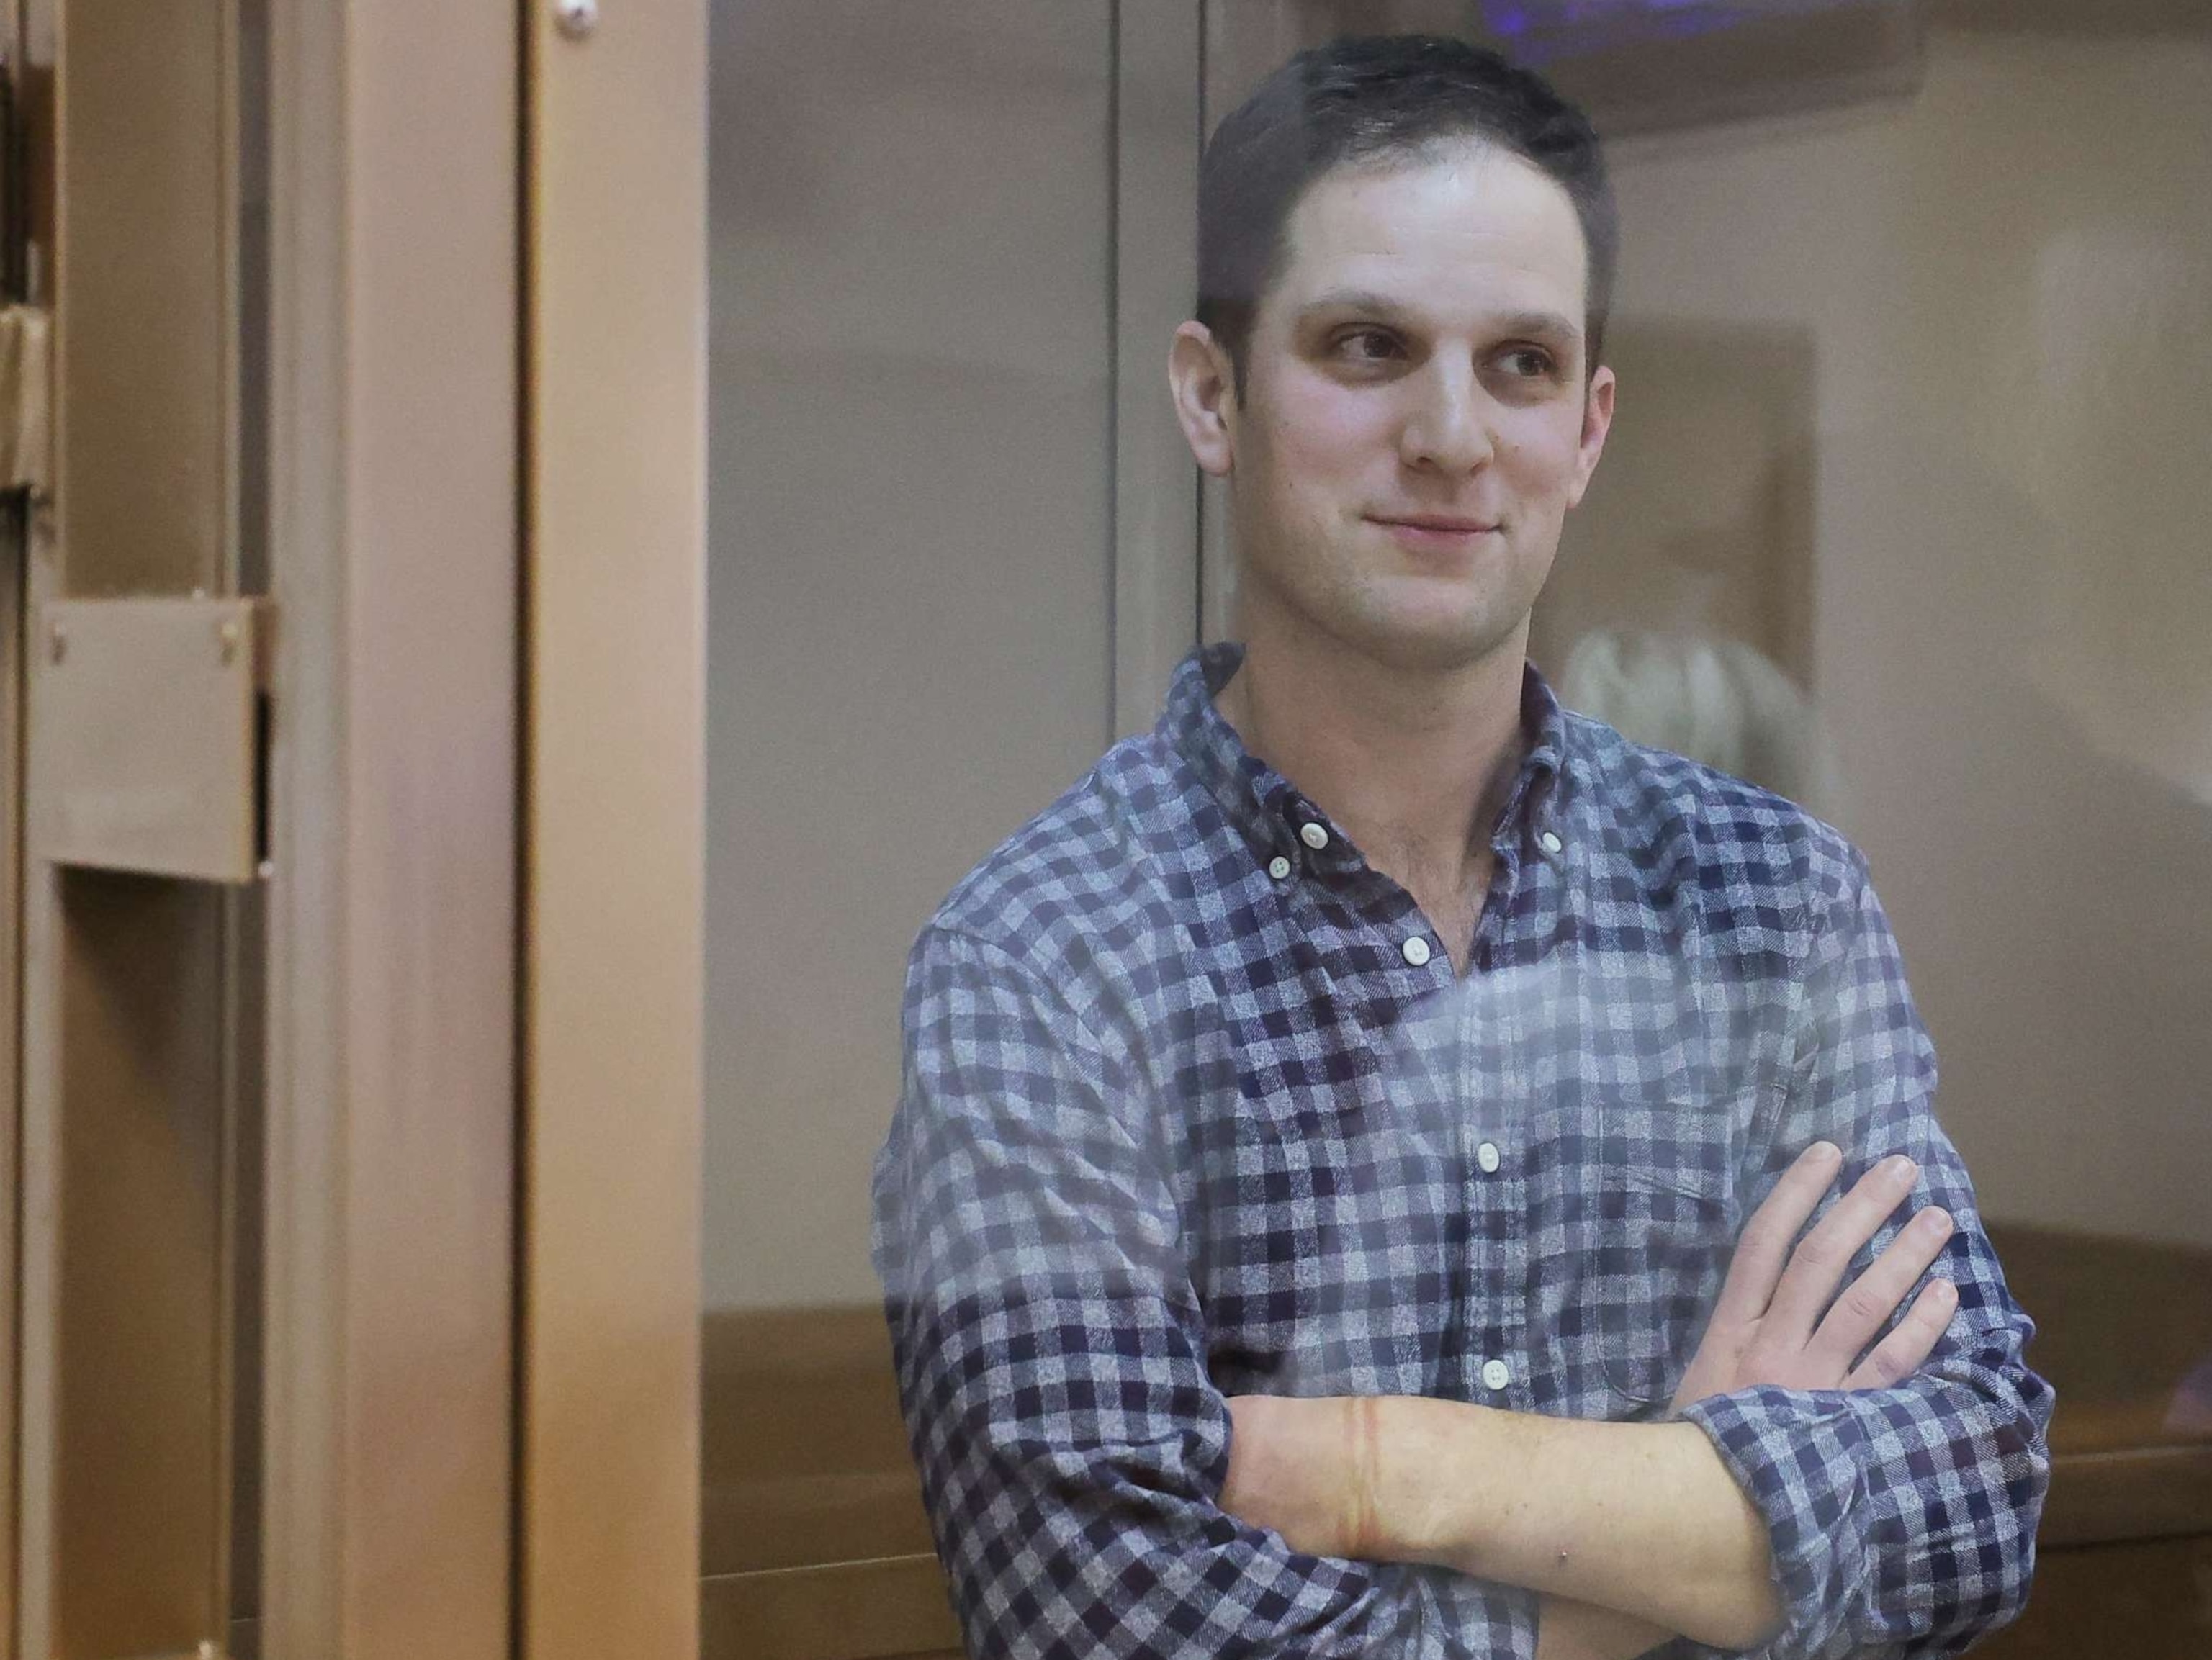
[1676,1385,1877,1657]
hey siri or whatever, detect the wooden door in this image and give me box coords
[9,3,521,1656]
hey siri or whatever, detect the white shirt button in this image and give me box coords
[1401,935,1433,967]
[1476,1141,1501,1174]
[1482,1358,1511,1391]
[1539,830,1563,855]
[1298,822,1329,851]
[1267,856,1292,881]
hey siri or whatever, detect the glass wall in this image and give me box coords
[1583,17,2212,1650]
[699,4,1133,1651]
[702,4,2212,1655]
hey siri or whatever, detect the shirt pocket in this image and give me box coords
[1591,1102,1740,1412]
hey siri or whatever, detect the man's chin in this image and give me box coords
[1339,608,1530,678]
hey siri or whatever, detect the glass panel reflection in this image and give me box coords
[700,0,1117,1631]
[702,4,2212,1655]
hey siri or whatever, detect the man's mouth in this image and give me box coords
[1367,513,1502,547]
[1370,513,1499,533]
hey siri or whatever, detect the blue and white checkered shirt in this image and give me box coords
[873,641,2051,1659]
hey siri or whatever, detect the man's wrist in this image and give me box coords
[1267,1392,1779,1649]
[1360,1395,1500,1566]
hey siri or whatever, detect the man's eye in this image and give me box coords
[1334,328,1402,362]
[1499,346,1558,378]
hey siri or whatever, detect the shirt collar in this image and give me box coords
[1160,640,1568,873]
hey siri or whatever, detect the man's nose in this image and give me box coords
[1397,360,1495,475]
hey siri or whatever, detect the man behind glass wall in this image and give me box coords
[874,34,2049,1660]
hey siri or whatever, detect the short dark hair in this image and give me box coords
[1197,35,1619,395]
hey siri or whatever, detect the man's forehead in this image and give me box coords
[1270,140,1590,319]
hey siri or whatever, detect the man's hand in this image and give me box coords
[1670,1140,1957,1413]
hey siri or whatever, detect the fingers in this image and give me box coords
[1843,1276,1959,1389]
[1762,1152,1921,1340]
[1810,1200,1954,1366]
[1710,1141,1843,1327]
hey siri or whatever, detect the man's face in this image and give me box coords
[1204,140,1614,675]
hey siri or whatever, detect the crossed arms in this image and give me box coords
[874,878,2052,1659]
[1217,1142,1961,1657]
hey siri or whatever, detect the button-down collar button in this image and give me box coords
[1476,1141,1502,1174]
[1539,830,1564,855]
[1481,1358,1511,1391]
[1267,855,1292,881]
[1298,821,1330,852]
[1402,935,1433,968]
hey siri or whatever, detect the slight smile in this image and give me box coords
[1367,513,1502,551]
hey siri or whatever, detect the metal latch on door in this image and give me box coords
[0,288,278,888]
[28,594,274,883]
[1,291,273,885]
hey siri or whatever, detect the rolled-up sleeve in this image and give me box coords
[1677,859,2054,1658]
[872,925,1531,1660]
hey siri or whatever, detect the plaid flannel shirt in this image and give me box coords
[873,641,2051,1659]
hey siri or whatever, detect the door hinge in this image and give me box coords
[0,298,49,496]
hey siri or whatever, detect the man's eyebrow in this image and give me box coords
[1295,292,1583,344]
[1495,310,1583,346]
[1297,288,1416,320]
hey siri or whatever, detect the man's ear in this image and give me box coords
[1565,361,1616,511]
[1169,321,1238,478]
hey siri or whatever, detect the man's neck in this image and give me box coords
[1216,596,1532,903]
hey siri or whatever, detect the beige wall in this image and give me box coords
[701,1,1122,1310]
[1592,24,2212,1245]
